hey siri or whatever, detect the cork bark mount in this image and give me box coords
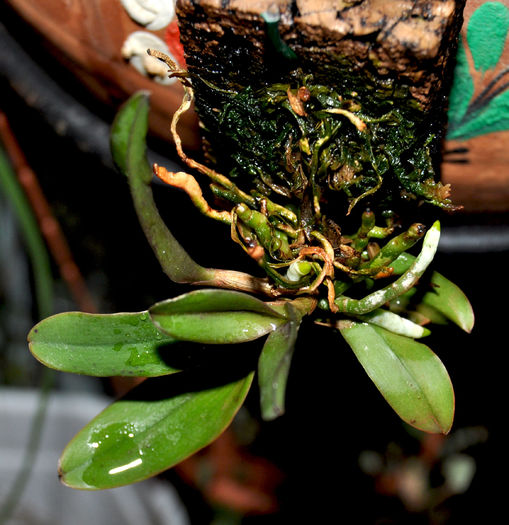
[177,0,465,112]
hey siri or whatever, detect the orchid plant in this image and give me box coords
[28,51,474,490]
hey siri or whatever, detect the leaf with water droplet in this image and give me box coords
[149,289,286,344]
[29,311,181,376]
[59,369,254,489]
[338,320,454,434]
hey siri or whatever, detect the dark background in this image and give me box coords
[1,4,507,524]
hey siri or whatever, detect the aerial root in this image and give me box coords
[153,164,231,224]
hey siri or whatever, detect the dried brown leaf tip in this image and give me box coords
[287,88,307,116]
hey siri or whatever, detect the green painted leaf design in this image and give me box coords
[150,289,286,344]
[467,2,509,72]
[420,272,475,333]
[448,88,509,140]
[447,38,475,129]
[59,370,254,489]
[338,321,454,434]
[448,3,509,140]
[258,304,302,420]
[28,312,180,377]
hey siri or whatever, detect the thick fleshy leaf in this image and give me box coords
[412,304,448,326]
[59,371,254,489]
[467,2,509,72]
[389,252,415,275]
[420,271,475,333]
[447,39,475,131]
[390,252,474,332]
[110,91,150,179]
[258,304,302,420]
[28,312,180,377]
[338,321,454,434]
[150,289,286,344]
[110,92,215,284]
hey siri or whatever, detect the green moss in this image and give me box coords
[184,62,454,292]
[200,71,453,220]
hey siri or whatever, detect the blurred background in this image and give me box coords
[1,1,508,523]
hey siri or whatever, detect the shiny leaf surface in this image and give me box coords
[150,289,286,344]
[258,304,302,420]
[111,92,215,284]
[339,321,454,434]
[421,272,475,333]
[110,91,150,179]
[60,371,254,489]
[28,312,180,377]
[390,252,474,332]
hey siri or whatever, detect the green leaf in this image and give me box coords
[110,91,150,179]
[338,321,454,434]
[447,38,475,131]
[150,289,286,344]
[411,304,449,326]
[258,304,302,420]
[28,311,180,377]
[467,2,509,72]
[390,252,474,332]
[59,370,254,489]
[420,272,475,333]
[110,92,215,284]
[448,89,509,140]
[389,252,415,275]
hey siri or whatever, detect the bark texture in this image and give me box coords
[176,0,466,176]
[177,0,465,109]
